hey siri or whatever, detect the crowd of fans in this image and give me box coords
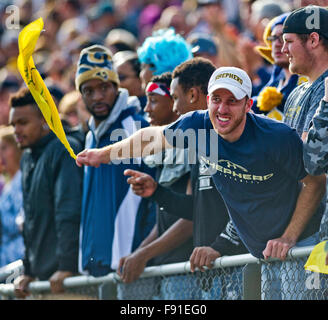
[1,0,328,300]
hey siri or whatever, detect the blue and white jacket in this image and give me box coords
[79,88,156,276]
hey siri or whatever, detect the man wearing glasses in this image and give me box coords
[252,12,307,120]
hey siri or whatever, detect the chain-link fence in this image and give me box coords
[0,246,327,300]
[261,257,328,300]
[115,267,244,300]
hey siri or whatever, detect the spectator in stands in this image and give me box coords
[282,4,328,270]
[137,28,193,91]
[0,126,24,267]
[259,6,328,299]
[282,6,328,140]
[113,51,147,113]
[105,28,138,55]
[187,33,220,66]
[286,5,328,289]
[75,44,156,278]
[10,88,83,297]
[237,0,290,96]
[143,72,179,126]
[252,12,307,121]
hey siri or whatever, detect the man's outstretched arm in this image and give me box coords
[75,126,170,167]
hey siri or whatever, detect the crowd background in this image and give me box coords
[0,0,328,299]
[0,0,304,110]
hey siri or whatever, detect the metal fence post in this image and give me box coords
[98,281,117,300]
[242,263,261,300]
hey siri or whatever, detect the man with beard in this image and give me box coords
[282,3,328,268]
[283,6,328,299]
[257,6,328,299]
[282,6,328,140]
[75,45,156,278]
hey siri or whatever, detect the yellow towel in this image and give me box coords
[304,240,328,274]
[17,17,76,160]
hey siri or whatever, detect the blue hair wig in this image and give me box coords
[137,28,193,75]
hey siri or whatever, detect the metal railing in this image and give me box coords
[0,245,327,300]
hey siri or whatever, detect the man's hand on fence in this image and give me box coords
[13,275,34,299]
[49,271,74,294]
[117,249,148,283]
[124,169,158,198]
[189,247,221,273]
[262,237,296,260]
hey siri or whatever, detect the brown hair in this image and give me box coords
[9,87,42,116]
[297,33,328,52]
[172,57,216,95]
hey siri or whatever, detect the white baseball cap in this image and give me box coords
[207,67,252,100]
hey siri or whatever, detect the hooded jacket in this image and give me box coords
[21,132,83,280]
[80,88,156,276]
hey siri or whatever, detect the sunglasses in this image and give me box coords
[267,34,284,43]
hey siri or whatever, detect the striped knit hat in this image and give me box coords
[75,44,120,91]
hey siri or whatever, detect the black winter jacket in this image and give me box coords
[20,132,83,280]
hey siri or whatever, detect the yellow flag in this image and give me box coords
[17,17,76,160]
[267,108,284,122]
[304,240,328,274]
